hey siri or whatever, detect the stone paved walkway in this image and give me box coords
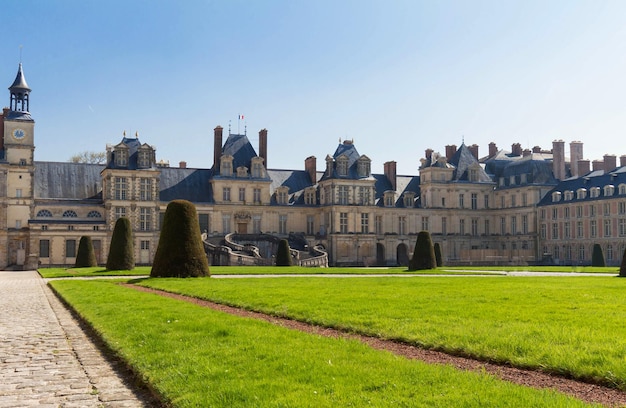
[0,271,152,408]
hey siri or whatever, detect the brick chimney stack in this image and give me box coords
[578,160,590,176]
[445,145,457,161]
[384,161,397,191]
[511,143,522,156]
[552,140,566,180]
[621,155,626,167]
[604,154,617,173]
[523,149,531,157]
[305,156,317,184]
[469,144,479,160]
[570,141,583,177]
[213,126,223,173]
[179,161,187,169]
[592,160,603,172]
[488,142,497,157]
[532,146,542,153]
[259,128,268,169]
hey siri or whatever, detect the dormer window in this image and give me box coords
[577,188,587,200]
[251,157,265,178]
[236,166,248,178]
[384,191,395,207]
[552,191,561,202]
[520,174,527,184]
[276,187,289,205]
[605,185,615,197]
[115,148,128,167]
[137,148,153,168]
[404,192,415,208]
[469,169,478,182]
[620,184,626,195]
[509,175,516,186]
[590,187,600,198]
[357,156,371,177]
[564,190,574,201]
[304,187,316,205]
[220,156,233,177]
[337,156,349,176]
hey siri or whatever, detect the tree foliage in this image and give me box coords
[75,236,97,268]
[591,243,605,267]
[408,231,436,271]
[151,200,210,278]
[620,247,626,277]
[275,239,293,266]
[433,242,443,267]
[106,217,135,270]
[69,151,106,164]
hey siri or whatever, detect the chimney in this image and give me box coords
[592,160,603,172]
[578,159,590,176]
[523,149,531,157]
[570,141,583,177]
[213,126,223,173]
[604,154,616,173]
[552,140,566,180]
[445,145,457,160]
[621,155,626,167]
[305,156,317,184]
[488,142,497,157]
[425,148,433,162]
[532,146,542,153]
[259,128,268,169]
[511,143,522,156]
[384,161,397,191]
[179,161,187,169]
[469,144,479,160]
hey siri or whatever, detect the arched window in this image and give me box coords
[62,210,78,218]
[37,209,52,217]
[87,211,102,218]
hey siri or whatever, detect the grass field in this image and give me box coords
[49,279,597,407]
[137,275,626,390]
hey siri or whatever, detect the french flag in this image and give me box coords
[239,114,244,120]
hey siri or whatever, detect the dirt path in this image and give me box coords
[125,284,626,407]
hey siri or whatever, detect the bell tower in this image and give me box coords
[3,63,35,164]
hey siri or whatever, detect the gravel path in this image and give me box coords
[127,283,626,407]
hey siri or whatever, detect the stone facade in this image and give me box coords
[2,63,626,269]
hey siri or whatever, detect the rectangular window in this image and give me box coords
[16,189,22,198]
[198,213,210,234]
[500,217,506,235]
[361,213,369,234]
[223,187,231,202]
[399,216,406,235]
[522,193,528,206]
[358,187,371,205]
[39,239,50,258]
[115,206,126,220]
[459,219,465,235]
[307,215,315,235]
[620,202,626,215]
[604,203,611,216]
[564,207,570,219]
[564,222,570,238]
[222,215,231,234]
[375,215,383,235]
[552,223,558,240]
[484,195,489,209]
[140,208,152,231]
[552,208,558,220]
[421,216,429,232]
[441,217,447,235]
[620,219,626,237]
[66,239,76,258]
[522,215,528,234]
[141,240,150,250]
[484,219,490,235]
[511,216,517,235]
[459,194,464,208]
[540,224,546,239]
[576,206,583,218]
[590,205,596,217]
[577,221,584,238]
[338,186,349,205]
[239,187,246,202]
[471,218,478,236]
[511,195,516,207]
[253,216,261,234]
[604,219,612,237]
[114,177,127,200]
[339,213,348,234]
[253,188,261,204]
[140,178,152,201]
[590,220,597,238]
[471,193,477,210]
[279,214,288,234]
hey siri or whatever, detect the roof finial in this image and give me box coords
[462,135,465,145]
[19,45,23,64]
[123,130,126,137]
[135,131,138,139]
[228,120,231,135]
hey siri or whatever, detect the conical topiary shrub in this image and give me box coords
[151,200,210,277]
[106,217,135,271]
[433,242,443,267]
[75,236,97,268]
[620,247,626,277]
[408,231,436,271]
[591,243,605,267]
[275,239,293,266]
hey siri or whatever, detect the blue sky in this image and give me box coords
[2,0,626,175]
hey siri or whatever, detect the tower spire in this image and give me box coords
[9,63,31,112]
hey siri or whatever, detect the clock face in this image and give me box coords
[12,129,25,140]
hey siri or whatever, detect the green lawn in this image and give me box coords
[49,279,596,407]
[138,276,626,390]
[442,265,618,273]
[39,266,152,278]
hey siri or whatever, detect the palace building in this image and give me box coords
[2,63,625,269]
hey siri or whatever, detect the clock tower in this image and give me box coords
[0,63,36,268]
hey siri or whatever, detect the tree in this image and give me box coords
[69,151,106,164]
[106,217,135,270]
[151,200,210,277]
[74,236,97,268]
[433,242,443,267]
[408,231,436,271]
[620,247,626,277]
[591,243,605,267]
[275,239,293,266]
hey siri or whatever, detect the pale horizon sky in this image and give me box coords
[2,0,626,175]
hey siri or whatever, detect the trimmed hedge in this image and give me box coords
[591,243,605,267]
[408,231,436,271]
[151,200,210,278]
[106,217,134,270]
[620,247,626,277]
[434,242,443,267]
[75,236,97,268]
[275,239,293,266]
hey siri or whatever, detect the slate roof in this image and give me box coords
[373,174,421,207]
[159,168,213,203]
[320,141,373,181]
[267,169,318,205]
[448,144,491,182]
[34,162,104,200]
[221,133,259,171]
[106,137,147,170]
[538,167,626,206]
[9,63,30,92]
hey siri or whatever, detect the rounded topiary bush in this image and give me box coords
[75,236,97,268]
[275,239,292,266]
[591,243,605,267]
[433,242,443,267]
[151,200,210,278]
[620,248,626,277]
[106,217,135,271]
[408,231,436,271]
